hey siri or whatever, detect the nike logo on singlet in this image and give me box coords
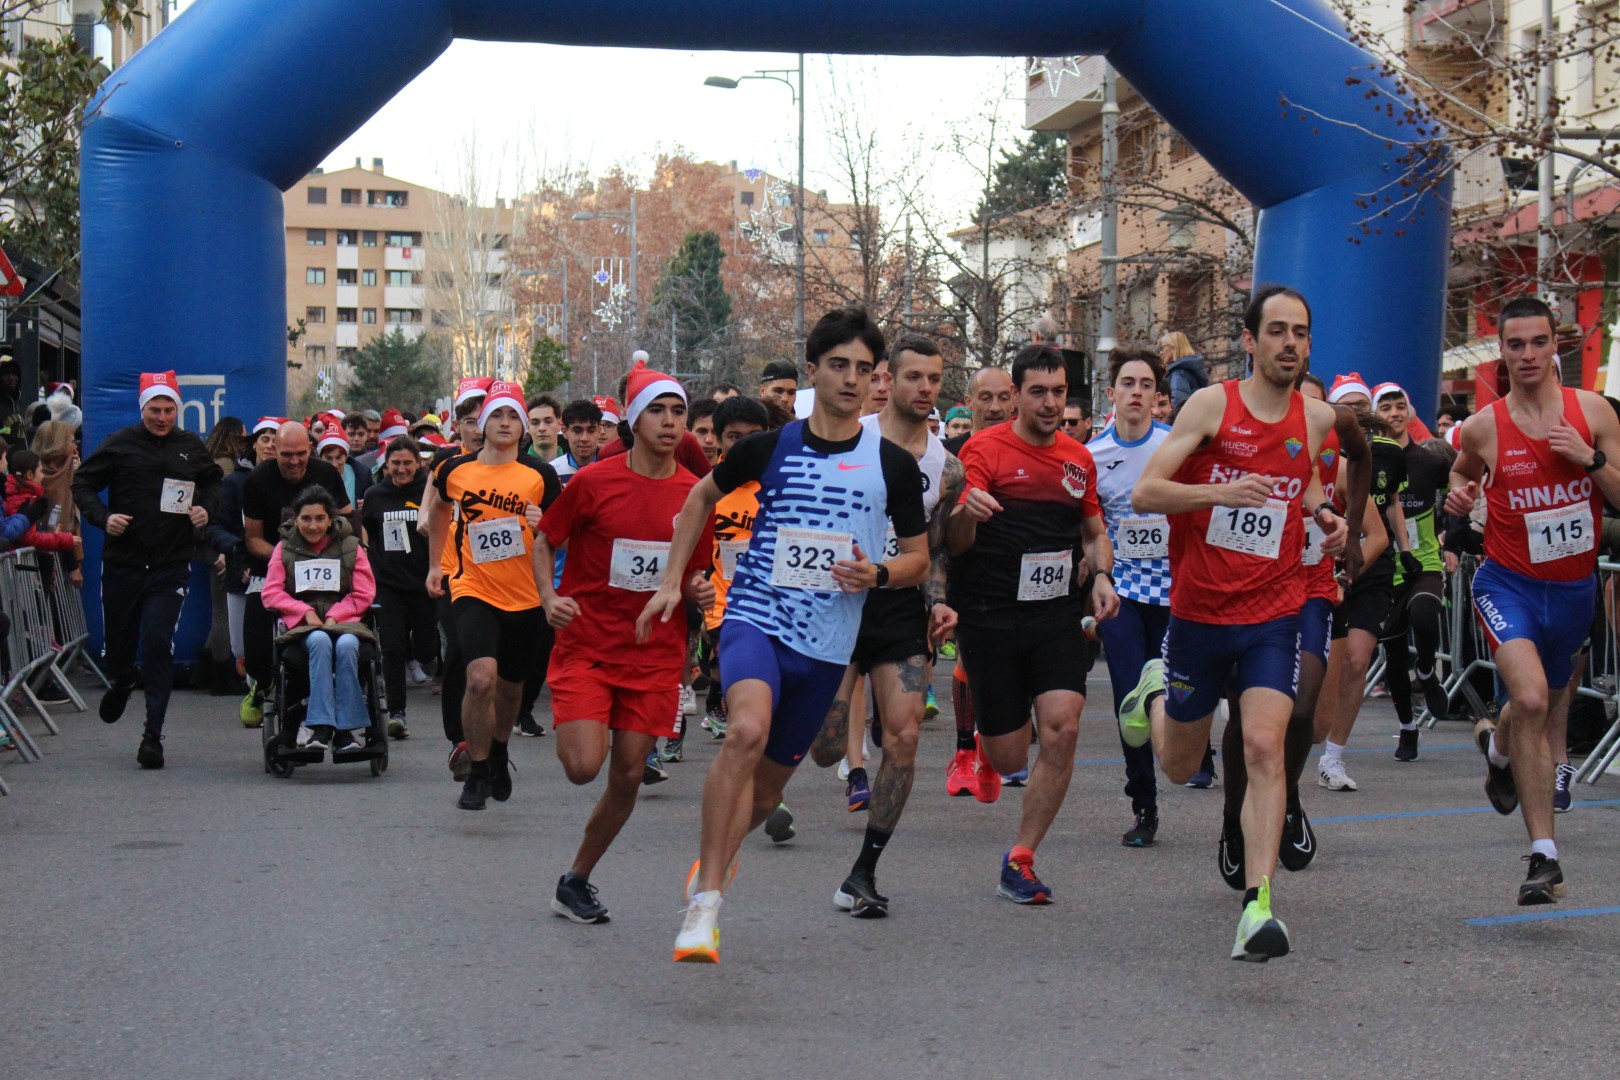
[837,462,872,471]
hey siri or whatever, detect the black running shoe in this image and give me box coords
[458,764,491,811]
[764,802,796,843]
[1394,727,1419,762]
[516,714,546,737]
[1121,808,1159,848]
[1217,815,1245,891]
[551,872,610,924]
[1416,672,1449,721]
[1475,718,1518,814]
[642,751,669,786]
[489,741,513,802]
[100,680,134,724]
[135,732,163,769]
[1279,801,1316,871]
[1518,853,1564,906]
[833,868,890,918]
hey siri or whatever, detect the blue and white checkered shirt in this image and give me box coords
[1086,422,1172,606]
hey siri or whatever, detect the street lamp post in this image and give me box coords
[705,54,806,355]
[571,192,638,349]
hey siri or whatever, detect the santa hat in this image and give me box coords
[1445,421,1462,449]
[46,385,82,429]
[252,416,288,436]
[622,360,686,429]
[316,430,350,456]
[455,377,493,408]
[478,380,527,431]
[326,408,346,421]
[138,371,181,410]
[1371,381,1406,404]
[46,381,73,400]
[379,408,408,441]
[593,395,623,425]
[418,432,449,449]
[316,411,345,433]
[1327,373,1371,404]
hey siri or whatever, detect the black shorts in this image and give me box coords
[850,590,929,674]
[1333,573,1398,640]
[1379,570,1444,640]
[955,617,1087,738]
[451,597,544,682]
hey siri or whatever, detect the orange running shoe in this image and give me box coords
[973,734,1001,804]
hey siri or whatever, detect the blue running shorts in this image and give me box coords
[719,619,848,767]
[1470,559,1594,691]
[1299,596,1332,667]
[1162,613,1301,722]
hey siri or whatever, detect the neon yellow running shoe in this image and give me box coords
[239,686,263,728]
[1118,659,1163,749]
[1231,876,1291,962]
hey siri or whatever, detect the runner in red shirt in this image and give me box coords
[1445,295,1620,905]
[1119,286,1347,961]
[536,361,715,925]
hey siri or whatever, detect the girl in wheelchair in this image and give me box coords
[261,486,377,752]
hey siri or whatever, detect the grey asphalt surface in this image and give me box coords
[5,663,1619,1080]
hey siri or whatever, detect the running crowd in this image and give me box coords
[60,289,1620,965]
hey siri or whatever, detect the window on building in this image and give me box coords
[305,268,326,285]
[304,345,326,365]
[1167,131,1196,164]
[305,306,326,324]
[430,310,453,328]
[1119,122,1157,179]
[361,231,378,248]
[740,191,755,206]
[432,272,455,289]
[306,228,326,246]
[341,188,361,205]
[387,270,421,286]
[362,308,378,325]
[813,228,831,245]
[368,190,409,208]
[1167,271,1213,330]
[386,309,423,325]
[307,187,327,205]
[337,347,357,363]
[335,229,356,246]
[361,269,377,287]
[386,231,418,248]
[336,308,357,324]
[1591,2,1619,110]
[336,268,357,285]
[1125,277,1156,340]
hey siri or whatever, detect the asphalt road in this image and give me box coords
[5,665,1619,1080]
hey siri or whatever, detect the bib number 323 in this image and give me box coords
[770,526,852,591]
[1207,499,1286,559]
[467,517,525,564]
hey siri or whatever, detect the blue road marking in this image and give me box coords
[1468,906,1620,927]
[1316,800,1620,824]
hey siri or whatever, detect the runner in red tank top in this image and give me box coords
[1116,286,1347,962]
[1445,296,1620,906]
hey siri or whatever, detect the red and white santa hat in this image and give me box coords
[1371,381,1406,404]
[418,432,449,449]
[478,380,527,431]
[455,376,493,408]
[138,371,181,409]
[1445,421,1463,449]
[252,416,289,435]
[316,431,349,456]
[379,408,409,441]
[622,359,686,429]
[1326,372,1371,404]
[593,395,623,425]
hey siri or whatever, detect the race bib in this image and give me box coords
[1206,500,1286,559]
[382,519,410,553]
[294,558,341,593]
[720,539,750,579]
[770,526,851,591]
[1302,519,1327,567]
[1115,515,1168,560]
[467,516,525,564]
[1526,503,1593,565]
[610,538,671,592]
[160,478,195,515]
[246,575,264,595]
[1405,517,1420,553]
[882,522,901,561]
[1018,549,1072,602]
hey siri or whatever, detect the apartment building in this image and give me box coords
[282,160,515,402]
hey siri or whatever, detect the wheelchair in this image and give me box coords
[261,608,389,779]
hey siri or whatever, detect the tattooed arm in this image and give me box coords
[926,454,964,644]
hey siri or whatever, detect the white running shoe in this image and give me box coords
[837,756,851,782]
[406,661,430,686]
[679,684,698,716]
[295,724,328,750]
[673,891,722,964]
[1318,759,1359,792]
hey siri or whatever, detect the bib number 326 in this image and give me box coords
[1017,549,1072,602]
[770,526,852,591]
[467,517,525,564]
[1206,499,1286,559]
[610,538,671,592]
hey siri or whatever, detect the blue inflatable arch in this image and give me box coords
[79,0,1450,655]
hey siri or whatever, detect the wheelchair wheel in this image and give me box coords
[370,755,383,777]
[272,756,295,779]
[262,743,273,774]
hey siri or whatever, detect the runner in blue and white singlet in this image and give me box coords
[1085,349,1173,848]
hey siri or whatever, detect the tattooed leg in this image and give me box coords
[867,656,927,833]
[809,665,861,769]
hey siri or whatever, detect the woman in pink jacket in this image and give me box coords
[260,486,376,752]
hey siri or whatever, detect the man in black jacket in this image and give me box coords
[73,372,223,768]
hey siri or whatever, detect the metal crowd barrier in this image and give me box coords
[1366,554,1620,788]
[0,549,96,794]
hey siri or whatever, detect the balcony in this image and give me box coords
[335,284,359,308]
[385,246,425,272]
[1026,55,1109,131]
[335,246,359,270]
[1451,151,1508,213]
[384,285,425,309]
[335,324,359,348]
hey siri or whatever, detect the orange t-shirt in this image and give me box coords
[433,453,558,612]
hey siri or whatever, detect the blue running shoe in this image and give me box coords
[996,851,1053,905]
[846,766,871,812]
[924,686,940,720]
[1001,767,1029,787]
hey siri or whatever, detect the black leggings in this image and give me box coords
[376,585,438,714]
